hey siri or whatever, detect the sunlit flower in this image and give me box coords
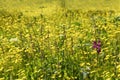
[9,37,19,42]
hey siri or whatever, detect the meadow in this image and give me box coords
[0,0,120,80]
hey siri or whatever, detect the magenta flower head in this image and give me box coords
[92,40,101,54]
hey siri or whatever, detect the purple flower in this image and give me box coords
[92,40,101,54]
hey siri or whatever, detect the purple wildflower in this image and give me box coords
[92,40,101,54]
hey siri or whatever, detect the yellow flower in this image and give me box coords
[80,63,85,67]
[51,74,56,79]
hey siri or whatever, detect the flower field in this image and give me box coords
[0,8,120,80]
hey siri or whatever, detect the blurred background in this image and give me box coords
[0,0,120,16]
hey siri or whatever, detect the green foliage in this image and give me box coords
[0,9,120,80]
